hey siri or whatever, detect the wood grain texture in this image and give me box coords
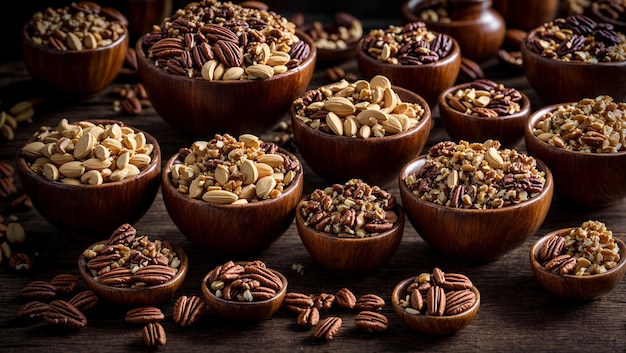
[491,0,559,31]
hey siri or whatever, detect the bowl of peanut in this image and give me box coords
[524,95,626,208]
[530,220,626,301]
[399,140,554,263]
[16,118,161,237]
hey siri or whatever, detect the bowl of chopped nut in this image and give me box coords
[392,267,480,335]
[399,140,554,263]
[135,0,316,138]
[201,260,287,321]
[295,179,405,275]
[78,224,188,306]
[161,133,303,256]
[22,2,129,95]
[290,75,432,189]
[530,220,626,301]
[438,79,531,147]
[521,15,626,104]
[16,118,161,237]
[524,95,626,208]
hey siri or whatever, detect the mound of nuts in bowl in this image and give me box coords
[446,79,524,117]
[206,260,284,302]
[299,178,398,237]
[170,133,300,205]
[538,220,621,276]
[140,0,311,80]
[532,95,626,153]
[297,11,363,51]
[292,75,426,138]
[404,140,547,208]
[21,119,154,185]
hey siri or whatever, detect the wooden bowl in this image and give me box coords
[135,30,316,138]
[392,277,480,335]
[438,82,531,147]
[161,148,303,256]
[200,263,287,321]
[16,120,161,237]
[492,0,559,31]
[398,155,554,263]
[122,0,173,42]
[524,103,626,208]
[521,29,626,104]
[298,21,361,66]
[588,2,626,34]
[291,86,432,189]
[400,0,505,63]
[530,230,626,301]
[295,200,405,275]
[78,240,188,306]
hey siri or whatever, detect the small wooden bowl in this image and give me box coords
[492,0,559,31]
[200,263,287,321]
[135,30,316,138]
[392,277,480,335]
[521,29,626,104]
[161,148,303,256]
[16,120,161,237]
[398,155,554,263]
[588,2,626,34]
[438,82,531,147]
[78,241,188,306]
[295,200,405,275]
[524,103,626,208]
[291,86,432,189]
[530,230,626,301]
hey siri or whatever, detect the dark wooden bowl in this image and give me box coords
[161,148,303,257]
[291,86,432,189]
[122,0,173,42]
[16,120,161,237]
[200,263,287,321]
[521,29,626,104]
[438,82,531,147]
[524,104,626,208]
[135,30,316,139]
[400,0,505,63]
[392,277,480,335]
[78,241,188,306]
[22,23,128,96]
[588,2,626,34]
[356,35,461,107]
[492,0,559,31]
[295,200,405,275]
[530,230,626,301]
[398,155,554,263]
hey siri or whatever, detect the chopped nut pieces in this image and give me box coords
[207,260,284,302]
[446,79,523,117]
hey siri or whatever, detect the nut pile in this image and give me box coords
[360,22,454,65]
[594,0,626,23]
[206,260,284,302]
[21,118,154,185]
[404,140,546,209]
[446,79,523,117]
[170,133,300,205]
[292,75,425,138]
[299,178,398,237]
[296,12,363,51]
[538,220,621,276]
[410,0,451,23]
[526,15,626,62]
[24,1,126,51]
[141,0,311,80]
[1,100,37,142]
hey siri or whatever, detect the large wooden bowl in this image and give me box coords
[399,155,554,263]
[135,30,316,139]
[492,0,559,31]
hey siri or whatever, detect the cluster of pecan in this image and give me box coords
[446,79,523,117]
[594,0,626,23]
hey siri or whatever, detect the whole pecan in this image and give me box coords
[539,234,565,261]
[580,131,606,148]
[426,286,446,316]
[214,40,244,67]
[440,273,473,291]
[44,300,88,329]
[313,293,335,311]
[544,254,577,275]
[125,306,165,324]
[457,57,484,84]
[172,295,207,327]
[142,322,167,347]
[133,265,177,285]
[354,311,389,332]
[313,316,342,341]
[97,267,134,287]
[334,288,356,309]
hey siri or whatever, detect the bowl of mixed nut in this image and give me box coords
[295,179,405,275]
[399,140,554,263]
[530,220,626,301]
[135,0,316,138]
[524,95,626,208]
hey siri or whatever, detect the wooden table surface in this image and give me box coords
[1,40,626,352]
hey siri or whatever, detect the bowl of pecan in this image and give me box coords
[201,260,287,321]
[77,224,188,307]
[134,0,316,138]
[524,95,626,208]
[521,14,626,104]
[22,1,129,95]
[392,267,480,336]
[295,178,405,275]
[530,220,626,301]
[399,140,554,263]
[161,133,303,256]
[438,79,531,147]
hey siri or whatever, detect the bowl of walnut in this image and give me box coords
[530,220,626,301]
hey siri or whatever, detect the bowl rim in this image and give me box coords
[590,2,626,28]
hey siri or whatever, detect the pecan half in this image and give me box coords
[106,223,136,245]
[313,316,342,341]
[125,306,165,324]
[539,234,565,261]
[296,306,319,327]
[172,295,207,327]
[50,273,79,294]
[334,288,356,309]
[544,254,577,275]
[214,40,244,67]
[354,310,389,332]
[142,322,167,347]
[44,300,87,329]
[444,289,476,315]
[355,294,385,311]
[17,301,49,320]
[426,286,446,316]
[133,265,177,284]
[440,273,473,291]
[312,293,335,311]
[20,280,57,300]
[97,267,134,287]
[284,292,314,313]
[68,290,99,312]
